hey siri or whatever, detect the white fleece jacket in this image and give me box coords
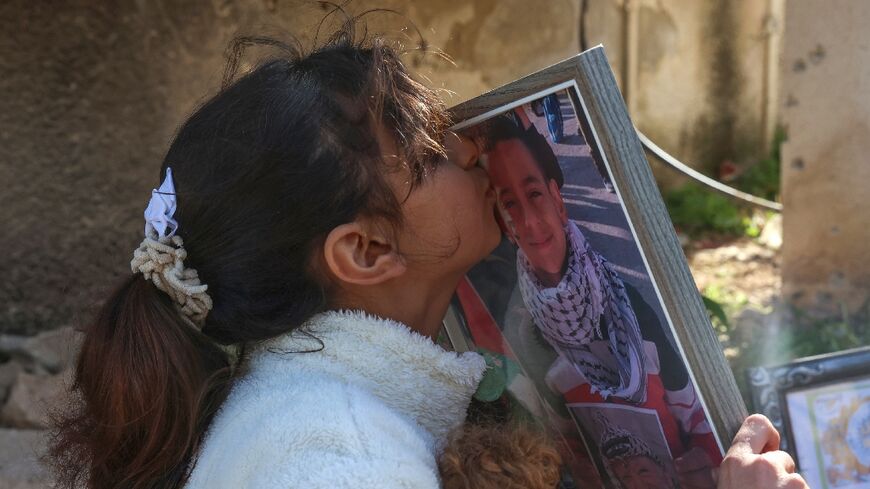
[185,310,487,489]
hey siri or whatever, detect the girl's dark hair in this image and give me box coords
[49,20,450,489]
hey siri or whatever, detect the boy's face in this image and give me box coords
[610,456,672,489]
[486,138,568,286]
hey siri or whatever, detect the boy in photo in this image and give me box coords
[481,112,720,487]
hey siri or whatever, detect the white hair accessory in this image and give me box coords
[143,167,179,240]
[131,168,213,329]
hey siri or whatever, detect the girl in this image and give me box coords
[50,22,806,489]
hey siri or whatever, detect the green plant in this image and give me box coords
[732,128,786,201]
[786,304,870,357]
[702,294,730,334]
[665,185,747,236]
[663,127,785,238]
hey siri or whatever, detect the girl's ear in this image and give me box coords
[323,222,406,286]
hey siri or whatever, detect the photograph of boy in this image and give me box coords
[471,94,722,487]
[572,407,680,489]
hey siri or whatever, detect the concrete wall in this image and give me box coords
[0,0,582,334]
[582,0,779,183]
[780,0,870,316]
[0,0,779,334]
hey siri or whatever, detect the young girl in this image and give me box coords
[49,22,807,489]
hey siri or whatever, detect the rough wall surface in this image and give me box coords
[0,0,580,334]
[780,0,870,315]
[583,0,774,182]
[2,0,786,333]
[2,1,175,334]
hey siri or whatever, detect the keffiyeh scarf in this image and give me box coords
[595,412,665,469]
[518,221,647,403]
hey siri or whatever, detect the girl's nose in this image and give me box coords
[444,131,480,170]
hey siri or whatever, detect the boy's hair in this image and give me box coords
[482,114,564,188]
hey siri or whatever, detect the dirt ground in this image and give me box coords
[684,229,785,408]
[686,237,781,313]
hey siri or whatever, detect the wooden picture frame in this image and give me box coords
[444,45,747,457]
[748,346,870,486]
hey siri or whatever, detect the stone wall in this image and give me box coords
[582,0,780,183]
[0,326,77,487]
[1,0,783,335]
[780,0,870,316]
[0,0,582,336]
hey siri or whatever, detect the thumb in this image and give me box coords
[728,414,781,456]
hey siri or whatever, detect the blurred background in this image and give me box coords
[1,0,868,486]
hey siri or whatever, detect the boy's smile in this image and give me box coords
[486,138,569,287]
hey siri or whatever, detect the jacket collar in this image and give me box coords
[251,310,486,449]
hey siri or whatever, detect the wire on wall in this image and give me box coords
[638,130,783,213]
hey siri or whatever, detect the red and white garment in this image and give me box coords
[517,221,648,404]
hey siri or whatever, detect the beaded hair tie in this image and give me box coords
[130,168,212,329]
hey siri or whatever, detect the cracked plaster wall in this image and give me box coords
[3,0,797,332]
[583,0,772,183]
[780,0,870,316]
[0,0,579,334]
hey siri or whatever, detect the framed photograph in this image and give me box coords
[570,403,679,488]
[440,46,746,488]
[748,347,870,488]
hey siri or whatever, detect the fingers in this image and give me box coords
[780,473,810,489]
[719,416,810,489]
[761,450,796,474]
[443,131,480,170]
[728,414,781,456]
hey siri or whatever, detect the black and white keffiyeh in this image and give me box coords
[595,412,665,469]
[518,221,647,403]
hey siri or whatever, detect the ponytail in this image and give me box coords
[50,275,232,489]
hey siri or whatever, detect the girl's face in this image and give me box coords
[393,132,501,279]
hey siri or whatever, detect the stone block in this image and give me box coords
[0,372,66,429]
[0,362,22,406]
[0,429,52,489]
[0,327,79,375]
[21,327,79,375]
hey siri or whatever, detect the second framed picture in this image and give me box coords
[441,47,747,489]
[749,347,870,489]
